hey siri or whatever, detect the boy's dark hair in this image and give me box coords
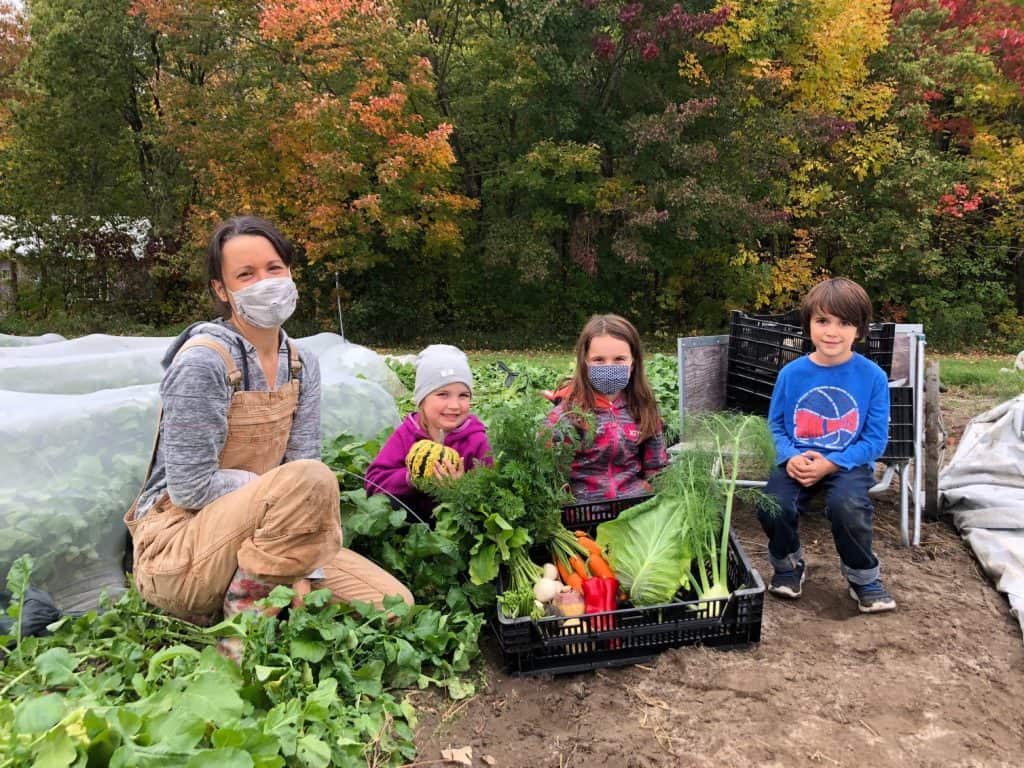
[800,277,873,340]
[206,215,294,319]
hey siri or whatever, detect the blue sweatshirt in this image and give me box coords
[768,353,890,471]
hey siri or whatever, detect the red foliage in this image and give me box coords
[894,0,1024,91]
[936,182,983,217]
[591,3,729,63]
[617,3,644,27]
[593,34,617,60]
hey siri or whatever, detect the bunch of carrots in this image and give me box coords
[549,526,620,633]
[549,527,615,590]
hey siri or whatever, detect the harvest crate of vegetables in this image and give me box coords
[493,494,765,676]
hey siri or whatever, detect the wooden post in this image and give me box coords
[924,360,944,520]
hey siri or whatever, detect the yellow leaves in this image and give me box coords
[778,135,800,156]
[756,230,821,308]
[839,123,899,181]
[702,0,784,56]
[789,0,891,118]
[966,133,1024,238]
[422,219,464,257]
[966,79,1019,112]
[730,243,761,268]
[677,52,709,85]
[594,178,636,215]
[788,182,834,219]
[845,82,895,124]
[750,59,794,87]
[787,159,832,216]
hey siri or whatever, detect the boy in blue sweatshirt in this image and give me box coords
[758,277,897,613]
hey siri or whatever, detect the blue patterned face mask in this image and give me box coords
[588,364,631,395]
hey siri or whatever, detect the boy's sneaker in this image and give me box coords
[768,560,806,599]
[848,579,897,613]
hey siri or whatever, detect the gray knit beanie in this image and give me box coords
[413,344,473,406]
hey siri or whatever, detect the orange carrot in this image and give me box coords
[575,535,603,558]
[587,552,615,580]
[555,556,572,585]
[565,572,584,593]
[568,554,589,580]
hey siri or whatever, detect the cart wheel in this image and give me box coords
[924,359,946,520]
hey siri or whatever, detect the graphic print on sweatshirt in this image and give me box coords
[793,386,859,449]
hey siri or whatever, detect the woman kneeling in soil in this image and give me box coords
[124,215,412,640]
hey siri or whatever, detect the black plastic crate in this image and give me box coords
[881,385,915,461]
[493,496,765,676]
[725,310,808,413]
[560,493,654,527]
[863,323,895,377]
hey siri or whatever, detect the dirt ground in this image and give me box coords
[412,394,1024,768]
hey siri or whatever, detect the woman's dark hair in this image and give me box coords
[206,216,294,319]
[800,277,873,340]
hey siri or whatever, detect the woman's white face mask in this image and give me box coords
[229,277,298,328]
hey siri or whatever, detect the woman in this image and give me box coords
[125,216,412,636]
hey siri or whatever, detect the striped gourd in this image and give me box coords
[405,440,462,479]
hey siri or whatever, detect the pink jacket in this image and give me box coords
[365,413,493,519]
[547,393,668,503]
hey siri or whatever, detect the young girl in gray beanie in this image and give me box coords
[365,345,493,520]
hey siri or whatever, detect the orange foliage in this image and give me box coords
[131,0,474,271]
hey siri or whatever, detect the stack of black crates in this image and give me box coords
[725,310,915,461]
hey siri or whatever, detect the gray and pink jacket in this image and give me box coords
[546,393,668,503]
[365,413,493,519]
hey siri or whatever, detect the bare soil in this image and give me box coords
[412,393,1024,768]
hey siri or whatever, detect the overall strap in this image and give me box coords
[286,340,302,382]
[234,337,251,390]
[176,337,244,391]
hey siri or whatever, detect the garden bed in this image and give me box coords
[412,394,1024,767]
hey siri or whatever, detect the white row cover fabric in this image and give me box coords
[0,334,167,357]
[0,332,66,347]
[0,332,404,396]
[0,335,402,612]
[939,394,1024,640]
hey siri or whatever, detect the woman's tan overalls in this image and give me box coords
[124,336,412,622]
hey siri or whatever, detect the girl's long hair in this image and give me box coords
[561,314,662,441]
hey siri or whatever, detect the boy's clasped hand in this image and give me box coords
[785,451,838,487]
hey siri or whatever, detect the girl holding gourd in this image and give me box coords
[365,345,493,520]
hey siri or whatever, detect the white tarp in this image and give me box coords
[0,344,169,393]
[318,339,405,397]
[0,331,403,396]
[0,334,168,357]
[0,334,402,612]
[939,394,1024,640]
[0,332,66,347]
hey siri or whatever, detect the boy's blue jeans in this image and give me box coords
[757,463,881,586]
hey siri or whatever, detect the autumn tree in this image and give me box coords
[884,0,1024,343]
[0,0,195,323]
[130,0,475,333]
